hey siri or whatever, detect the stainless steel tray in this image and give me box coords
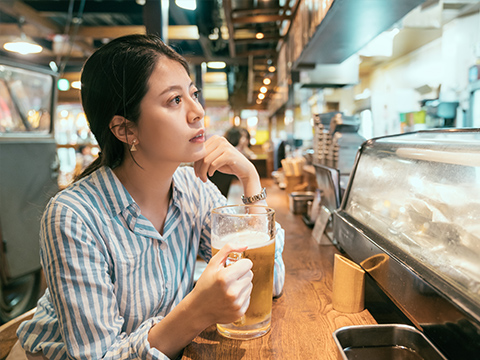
[333,324,447,360]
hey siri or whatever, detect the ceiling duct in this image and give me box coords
[294,0,426,67]
[298,54,360,88]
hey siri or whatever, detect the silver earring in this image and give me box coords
[130,139,137,152]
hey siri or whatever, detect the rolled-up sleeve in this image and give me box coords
[27,201,171,360]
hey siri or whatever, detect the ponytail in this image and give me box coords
[74,154,103,182]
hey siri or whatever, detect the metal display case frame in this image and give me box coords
[333,128,480,360]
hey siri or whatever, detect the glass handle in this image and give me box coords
[225,251,247,327]
[226,251,244,267]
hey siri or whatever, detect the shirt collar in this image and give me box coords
[171,168,186,207]
[92,166,185,233]
[92,166,136,218]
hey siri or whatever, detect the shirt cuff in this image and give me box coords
[135,317,173,360]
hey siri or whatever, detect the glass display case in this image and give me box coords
[333,129,480,360]
[0,59,58,322]
[0,63,53,134]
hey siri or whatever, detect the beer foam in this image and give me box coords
[212,230,272,250]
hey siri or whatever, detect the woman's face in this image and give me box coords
[238,133,249,149]
[134,57,206,165]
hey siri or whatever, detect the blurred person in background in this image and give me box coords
[224,126,256,159]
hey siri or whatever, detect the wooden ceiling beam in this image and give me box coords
[0,23,51,37]
[0,0,96,57]
[234,35,282,44]
[232,14,289,24]
[237,49,277,58]
[232,7,283,17]
[222,0,236,58]
[0,0,60,34]
[77,25,145,38]
[184,55,247,66]
[76,25,202,40]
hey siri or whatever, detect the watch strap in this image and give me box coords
[241,187,267,204]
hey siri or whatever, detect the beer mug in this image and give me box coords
[211,205,276,340]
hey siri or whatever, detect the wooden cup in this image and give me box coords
[332,254,365,313]
[361,253,389,289]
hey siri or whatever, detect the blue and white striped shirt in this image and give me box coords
[17,166,285,360]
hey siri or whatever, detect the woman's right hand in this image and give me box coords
[191,243,253,326]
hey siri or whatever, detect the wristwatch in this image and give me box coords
[241,187,267,204]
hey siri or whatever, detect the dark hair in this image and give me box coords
[224,127,243,147]
[75,34,190,180]
[240,127,251,146]
[224,126,251,148]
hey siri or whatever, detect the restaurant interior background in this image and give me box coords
[1,0,480,324]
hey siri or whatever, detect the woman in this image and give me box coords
[13,34,285,360]
[224,126,256,159]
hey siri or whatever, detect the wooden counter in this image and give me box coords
[183,180,377,359]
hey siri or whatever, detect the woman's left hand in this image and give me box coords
[193,135,256,183]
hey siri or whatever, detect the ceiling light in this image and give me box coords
[207,61,226,69]
[258,93,265,100]
[71,81,82,90]
[3,17,43,55]
[57,79,70,91]
[256,99,262,104]
[49,61,58,72]
[260,86,267,93]
[3,37,43,55]
[268,66,276,73]
[256,32,264,40]
[247,116,258,127]
[263,78,271,85]
[175,0,196,10]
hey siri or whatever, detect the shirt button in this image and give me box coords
[160,242,167,250]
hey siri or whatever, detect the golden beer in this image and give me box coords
[212,230,275,339]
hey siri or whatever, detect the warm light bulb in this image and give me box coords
[258,93,265,100]
[3,40,42,55]
[268,66,276,73]
[207,61,226,69]
[256,32,264,40]
[260,86,267,93]
[263,78,271,85]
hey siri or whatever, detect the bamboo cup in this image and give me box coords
[332,254,365,313]
[361,253,389,288]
